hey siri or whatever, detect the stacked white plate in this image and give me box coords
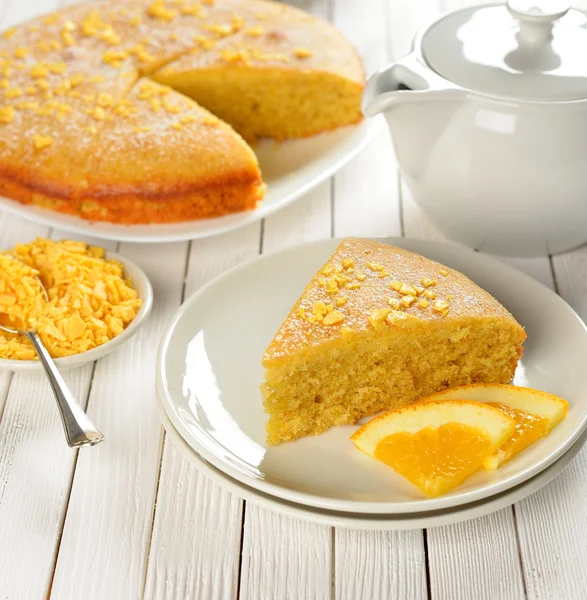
[156,238,587,529]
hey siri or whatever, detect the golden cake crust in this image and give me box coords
[263,238,525,363]
[0,0,364,223]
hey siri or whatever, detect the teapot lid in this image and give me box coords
[421,1,587,101]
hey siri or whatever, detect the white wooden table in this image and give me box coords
[1,0,587,598]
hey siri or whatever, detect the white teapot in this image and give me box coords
[363,0,587,256]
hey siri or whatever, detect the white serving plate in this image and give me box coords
[0,251,153,372]
[158,394,587,530]
[0,120,378,243]
[156,237,587,514]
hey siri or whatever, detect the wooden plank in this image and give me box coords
[0,367,94,599]
[143,442,244,600]
[428,511,526,600]
[143,224,260,600]
[240,503,332,600]
[335,529,427,600]
[511,247,587,599]
[50,242,190,600]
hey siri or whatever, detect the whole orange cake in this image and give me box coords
[0,0,364,224]
[261,239,527,445]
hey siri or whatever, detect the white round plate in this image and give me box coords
[0,251,153,372]
[156,237,587,514]
[0,120,378,243]
[158,395,586,530]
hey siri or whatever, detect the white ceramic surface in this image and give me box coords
[158,393,587,530]
[362,1,587,256]
[156,237,587,514]
[0,251,153,372]
[0,121,377,244]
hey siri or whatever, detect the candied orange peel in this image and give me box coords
[0,238,141,360]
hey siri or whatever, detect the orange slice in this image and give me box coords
[424,384,569,469]
[351,400,515,497]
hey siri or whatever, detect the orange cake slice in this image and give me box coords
[79,78,264,224]
[150,0,365,140]
[261,238,526,445]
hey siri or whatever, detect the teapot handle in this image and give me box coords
[362,53,461,117]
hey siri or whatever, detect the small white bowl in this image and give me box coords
[0,251,153,372]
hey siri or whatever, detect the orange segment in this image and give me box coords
[484,402,549,469]
[351,400,515,498]
[375,422,493,497]
[422,384,569,469]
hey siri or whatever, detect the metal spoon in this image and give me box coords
[0,256,105,448]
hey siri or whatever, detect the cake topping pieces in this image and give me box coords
[96,92,114,107]
[43,13,60,25]
[335,296,348,307]
[30,64,49,78]
[33,135,53,149]
[100,27,121,46]
[433,300,450,316]
[0,105,14,123]
[81,11,109,36]
[325,278,338,295]
[181,4,203,16]
[439,269,449,277]
[93,106,108,120]
[401,296,416,308]
[5,87,22,98]
[399,284,416,296]
[13,47,29,59]
[342,258,354,269]
[102,50,128,67]
[356,273,366,281]
[369,308,391,327]
[147,1,178,21]
[388,298,400,310]
[203,22,233,37]
[2,28,17,39]
[423,290,436,299]
[417,299,430,309]
[294,48,312,59]
[245,26,264,37]
[366,261,384,271]
[421,278,437,287]
[312,301,327,316]
[322,310,345,325]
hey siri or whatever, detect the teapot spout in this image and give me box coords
[362,53,463,116]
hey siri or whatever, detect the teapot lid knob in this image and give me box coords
[507,0,571,44]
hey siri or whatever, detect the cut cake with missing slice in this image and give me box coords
[261,238,526,445]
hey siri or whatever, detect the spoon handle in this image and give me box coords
[25,331,105,448]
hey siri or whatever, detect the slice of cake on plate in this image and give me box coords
[261,238,526,445]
